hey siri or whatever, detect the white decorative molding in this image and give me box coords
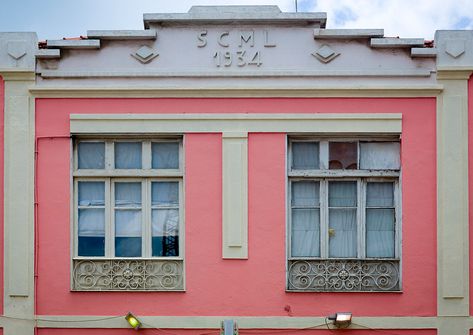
[131,45,159,64]
[70,113,402,135]
[7,41,27,60]
[222,132,248,259]
[288,259,400,292]
[445,39,466,59]
[312,45,340,63]
[72,259,184,291]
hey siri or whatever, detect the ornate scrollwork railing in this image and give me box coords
[288,259,400,292]
[72,259,184,291]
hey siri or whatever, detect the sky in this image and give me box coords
[0,0,471,40]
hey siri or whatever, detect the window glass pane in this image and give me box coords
[115,210,142,257]
[291,209,320,257]
[78,182,105,206]
[115,142,142,169]
[329,181,357,207]
[329,142,357,169]
[78,142,105,169]
[292,142,319,169]
[152,209,179,256]
[152,182,179,206]
[329,209,357,258]
[78,208,105,256]
[367,183,394,207]
[360,142,400,170]
[152,142,179,169]
[366,209,395,258]
[115,182,141,207]
[292,181,319,207]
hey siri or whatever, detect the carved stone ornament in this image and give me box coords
[131,45,159,64]
[7,41,27,60]
[312,44,340,64]
[445,39,466,59]
[288,259,400,292]
[73,259,184,291]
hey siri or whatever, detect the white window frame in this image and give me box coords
[287,136,402,291]
[72,138,184,260]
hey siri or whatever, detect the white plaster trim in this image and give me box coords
[38,69,433,78]
[70,113,402,135]
[46,39,100,49]
[370,38,424,48]
[314,28,384,39]
[222,133,248,259]
[32,315,439,329]
[87,30,157,40]
[437,78,470,316]
[411,48,437,58]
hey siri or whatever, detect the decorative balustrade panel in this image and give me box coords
[288,259,400,292]
[73,259,184,291]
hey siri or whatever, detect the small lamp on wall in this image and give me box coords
[125,312,142,330]
[327,312,352,328]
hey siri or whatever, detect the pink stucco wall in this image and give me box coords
[35,98,437,317]
[37,329,436,335]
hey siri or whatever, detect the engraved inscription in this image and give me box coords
[198,29,277,68]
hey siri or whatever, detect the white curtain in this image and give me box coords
[78,181,105,236]
[115,142,142,169]
[292,142,319,169]
[152,142,179,169]
[366,182,395,257]
[291,181,320,257]
[152,182,179,206]
[329,181,357,257]
[78,142,105,169]
[360,142,400,170]
[114,182,142,237]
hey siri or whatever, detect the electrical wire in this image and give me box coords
[351,322,423,335]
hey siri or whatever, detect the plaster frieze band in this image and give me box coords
[70,113,402,135]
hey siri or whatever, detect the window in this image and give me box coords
[72,138,184,291]
[287,138,401,292]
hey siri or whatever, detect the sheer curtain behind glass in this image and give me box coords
[78,181,105,256]
[329,181,357,257]
[366,182,395,257]
[115,182,142,257]
[152,182,179,256]
[291,181,320,257]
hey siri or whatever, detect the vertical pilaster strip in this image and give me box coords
[3,75,35,334]
[222,132,248,259]
[437,74,471,316]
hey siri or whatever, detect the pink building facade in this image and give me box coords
[0,6,473,335]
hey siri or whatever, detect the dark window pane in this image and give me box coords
[78,237,105,256]
[329,142,357,169]
[152,209,179,256]
[115,237,142,257]
[152,142,179,169]
[292,142,319,169]
[78,142,105,169]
